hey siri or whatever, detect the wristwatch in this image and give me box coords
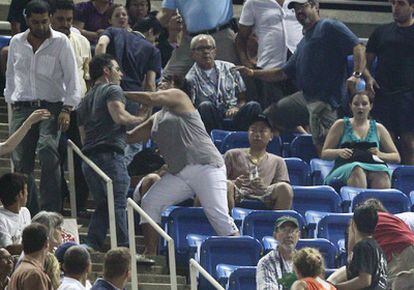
[352,71,362,78]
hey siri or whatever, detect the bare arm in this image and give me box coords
[157,8,176,28]
[143,71,157,92]
[352,44,366,75]
[74,20,102,43]
[363,52,380,95]
[335,272,372,290]
[376,123,401,163]
[235,24,254,68]
[78,125,85,146]
[321,119,352,160]
[127,114,155,144]
[95,35,110,55]
[238,66,288,82]
[107,101,147,126]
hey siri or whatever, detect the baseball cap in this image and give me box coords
[287,0,317,9]
[249,114,272,129]
[274,216,299,231]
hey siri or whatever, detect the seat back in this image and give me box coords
[297,238,338,268]
[199,236,262,290]
[285,157,311,185]
[211,129,231,152]
[242,210,305,242]
[290,135,318,163]
[0,35,11,50]
[310,158,334,185]
[221,131,282,155]
[262,236,278,254]
[317,213,353,247]
[392,166,414,196]
[228,266,257,290]
[351,189,410,214]
[292,186,341,216]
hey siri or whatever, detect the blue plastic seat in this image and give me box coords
[285,157,311,185]
[305,210,330,238]
[392,166,414,196]
[221,131,282,155]
[290,134,318,164]
[310,158,334,185]
[317,213,353,247]
[227,266,257,290]
[0,35,11,50]
[235,199,267,211]
[292,185,341,217]
[211,129,231,152]
[340,186,365,212]
[297,238,338,268]
[241,210,305,242]
[351,189,410,214]
[262,236,278,254]
[198,236,262,290]
[231,208,254,229]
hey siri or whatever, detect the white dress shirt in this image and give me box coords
[4,28,81,107]
[239,0,303,68]
[57,277,87,290]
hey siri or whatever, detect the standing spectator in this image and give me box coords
[0,248,14,290]
[185,34,261,132]
[73,0,112,45]
[238,0,366,155]
[256,216,300,290]
[224,114,293,211]
[237,0,303,108]
[4,0,81,214]
[91,247,130,290]
[77,54,148,251]
[392,269,414,290]
[51,0,91,215]
[291,248,337,290]
[364,0,414,165]
[8,223,53,290]
[157,0,239,77]
[58,246,91,290]
[126,0,151,26]
[0,173,31,255]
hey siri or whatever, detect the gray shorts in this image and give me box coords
[306,100,337,146]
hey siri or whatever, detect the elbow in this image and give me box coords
[394,153,401,164]
[95,43,106,55]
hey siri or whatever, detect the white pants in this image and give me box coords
[140,164,238,236]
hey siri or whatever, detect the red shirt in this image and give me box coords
[374,212,414,261]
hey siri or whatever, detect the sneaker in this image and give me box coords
[136,254,155,265]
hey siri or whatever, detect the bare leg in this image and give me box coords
[226,180,236,213]
[142,223,158,256]
[347,166,367,188]
[367,171,391,189]
[0,46,8,77]
[140,173,161,197]
[269,182,294,210]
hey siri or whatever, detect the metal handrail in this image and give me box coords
[7,103,14,172]
[127,198,177,290]
[67,139,117,249]
[189,258,225,290]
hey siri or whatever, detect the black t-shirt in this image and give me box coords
[366,22,414,93]
[347,238,388,290]
[7,0,30,32]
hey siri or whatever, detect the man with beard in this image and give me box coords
[238,0,366,155]
[364,0,414,165]
[4,0,80,214]
[256,216,301,290]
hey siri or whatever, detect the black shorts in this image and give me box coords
[372,90,414,136]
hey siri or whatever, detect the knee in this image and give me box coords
[198,101,215,112]
[273,182,293,200]
[349,166,366,180]
[370,172,391,189]
[245,101,262,112]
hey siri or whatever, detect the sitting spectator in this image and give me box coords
[291,247,336,290]
[256,216,300,290]
[0,248,14,290]
[392,269,414,290]
[32,211,65,289]
[224,114,293,211]
[58,246,91,290]
[133,16,164,46]
[126,0,150,26]
[322,92,400,188]
[8,223,53,290]
[91,247,130,290]
[0,173,30,255]
[74,0,112,44]
[185,34,261,133]
[395,211,414,232]
[333,204,388,290]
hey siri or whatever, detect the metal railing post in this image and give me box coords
[67,144,77,218]
[127,204,138,290]
[106,180,117,250]
[7,103,14,172]
[189,259,224,290]
[167,238,178,288]
[190,261,197,290]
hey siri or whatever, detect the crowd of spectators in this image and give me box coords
[0,0,413,289]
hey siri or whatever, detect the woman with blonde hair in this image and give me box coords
[291,247,337,290]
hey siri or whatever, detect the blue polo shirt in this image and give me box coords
[162,0,233,33]
[282,19,360,108]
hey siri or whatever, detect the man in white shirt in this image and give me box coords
[4,0,81,214]
[58,245,91,290]
[236,0,303,108]
[0,173,31,255]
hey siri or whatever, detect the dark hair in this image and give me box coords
[126,0,151,14]
[25,0,51,18]
[133,16,162,35]
[107,4,125,20]
[353,204,378,234]
[103,247,131,279]
[293,247,325,278]
[349,91,374,105]
[89,53,115,82]
[63,246,90,275]
[160,75,192,96]
[362,198,388,213]
[51,0,75,14]
[0,173,27,207]
[22,223,48,254]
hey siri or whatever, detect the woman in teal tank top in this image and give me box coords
[322,92,400,188]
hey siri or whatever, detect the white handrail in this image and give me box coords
[7,103,14,172]
[67,139,117,249]
[126,198,178,290]
[189,258,225,290]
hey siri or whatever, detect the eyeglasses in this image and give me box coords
[278,227,299,234]
[193,45,215,52]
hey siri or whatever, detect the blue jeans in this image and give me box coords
[82,152,130,249]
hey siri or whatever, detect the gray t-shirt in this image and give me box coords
[77,83,127,154]
[151,108,224,174]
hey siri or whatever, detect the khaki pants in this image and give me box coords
[387,245,414,289]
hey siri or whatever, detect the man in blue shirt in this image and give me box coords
[239,0,366,155]
[157,0,239,77]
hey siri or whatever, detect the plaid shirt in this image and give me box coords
[256,249,294,290]
[185,60,246,110]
